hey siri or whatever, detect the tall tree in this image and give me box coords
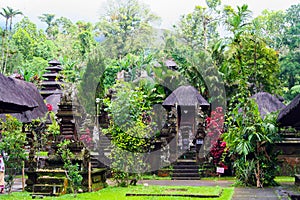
[55,17,77,35]
[7,7,22,32]
[166,0,224,105]
[283,4,300,50]
[253,10,286,51]
[174,0,221,51]
[78,48,106,114]
[0,7,10,32]
[279,4,300,100]
[0,6,22,74]
[96,0,160,58]
[219,4,281,187]
[11,17,56,79]
[213,4,280,97]
[76,21,96,58]
[38,13,58,39]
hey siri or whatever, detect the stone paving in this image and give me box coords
[232,187,287,200]
[11,177,24,192]
[139,179,233,187]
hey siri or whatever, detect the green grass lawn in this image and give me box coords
[141,175,172,180]
[2,176,293,199]
[0,185,234,200]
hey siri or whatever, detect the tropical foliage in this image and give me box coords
[0,115,27,193]
[0,0,299,189]
[103,81,154,186]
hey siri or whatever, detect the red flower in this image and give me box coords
[205,117,211,124]
[46,103,53,111]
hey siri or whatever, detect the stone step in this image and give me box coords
[37,176,66,185]
[172,173,199,177]
[174,159,197,165]
[173,165,199,169]
[171,176,200,180]
[173,162,199,168]
[33,184,64,194]
[173,169,199,173]
[178,156,196,160]
[31,192,60,198]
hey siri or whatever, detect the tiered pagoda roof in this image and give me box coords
[40,59,63,99]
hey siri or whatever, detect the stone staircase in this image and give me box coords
[172,159,200,180]
[171,145,200,180]
[96,133,113,168]
[99,134,113,158]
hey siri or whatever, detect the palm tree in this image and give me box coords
[38,13,56,39]
[0,7,10,32]
[0,6,22,74]
[8,7,23,32]
[0,7,10,73]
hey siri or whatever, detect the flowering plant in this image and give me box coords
[205,107,228,170]
[205,107,224,138]
[210,138,228,169]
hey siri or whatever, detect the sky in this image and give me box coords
[0,0,298,30]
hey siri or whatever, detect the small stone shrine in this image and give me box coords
[25,66,107,197]
[162,85,209,180]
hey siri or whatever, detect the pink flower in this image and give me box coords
[211,111,216,117]
[216,107,223,113]
[220,142,226,148]
[207,132,214,137]
[210,121,218,129]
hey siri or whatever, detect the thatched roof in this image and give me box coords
[0,77,48,123]
[251,92,285,118]
[164,59,178,70]
[162,85,209,107]
[277,94,300,129]
[0,73,38,113]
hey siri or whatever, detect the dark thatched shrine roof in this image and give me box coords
[251,92,285,118]
[0,76,48,122]
[162,85,209,107]
[0,73,38,113]
[277,94,300,129]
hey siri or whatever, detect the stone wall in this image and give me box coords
[275,131,300,176]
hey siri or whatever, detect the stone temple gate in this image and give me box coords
[162,85,210,180]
